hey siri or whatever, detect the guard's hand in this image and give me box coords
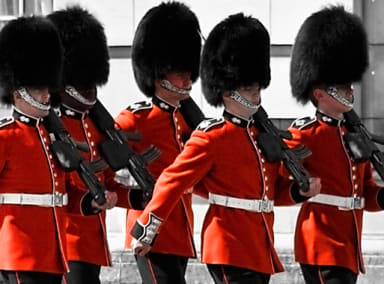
[92,191,117,210]
[131,238,151,256]
[300,177,321,197]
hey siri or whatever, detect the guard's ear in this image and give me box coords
[313,88,326,102]
[12,90,21,102]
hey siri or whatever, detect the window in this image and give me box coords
[0,0,52,30]
[0,0,22,30]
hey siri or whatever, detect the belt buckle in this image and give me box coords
[261,201,268,212]
[353,197,364,210]
[258,199,272,213]
[53,192,64,207]
[340,196,363,210]
[255,200,263,212]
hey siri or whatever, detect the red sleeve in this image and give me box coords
[274,173,297,206]
[137,130,213,229]
[115,109,136,133]
[0,130,8,173]
[65,173,90,215]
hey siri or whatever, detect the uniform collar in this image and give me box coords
[13,108,41,126]
[223,110,253,128]
[152,96,178,113]
[60,104,87,120]
[316,110,344,126]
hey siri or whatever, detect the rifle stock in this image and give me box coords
[343,109,384,182]
[89,100,158,199]
[43,110,107,205]
[179,97,205,129]
[253,106,311,192]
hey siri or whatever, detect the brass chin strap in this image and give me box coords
[326,86,354,108]
[65,85,97,106]
[229,90,260,110]
[160,80,191,95]
[17,87,51,111]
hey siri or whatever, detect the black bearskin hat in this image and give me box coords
[290,5,369,104]
[47,5,109,88]
[0,16,63,105]
[132,1,201,97]
[200,13,271,107]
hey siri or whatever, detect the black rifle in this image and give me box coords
[43,109,106,205]
[179,97,206,129]
[89,100,159,199]
[253,106,312,192]
[343,109,384,182]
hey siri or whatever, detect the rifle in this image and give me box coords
[43,109,106,205]
[88,100,159,200]
[179,97,206,129]
[253,106,312,192]
[343,109,384,182]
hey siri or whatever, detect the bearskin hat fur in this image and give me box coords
[290,5,369,104]
[0,16,63,105]
[132,1,201,97]
[47,5,109,88]
[200,13,271,107]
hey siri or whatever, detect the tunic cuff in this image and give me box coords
[81,192,102,216]
[291,182,310,203]
[131,213,162,245]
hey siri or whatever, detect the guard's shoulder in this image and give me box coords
[0,117,14,129]
[126,100,152,113]
[196,117,225,132]
[290,116,316,130]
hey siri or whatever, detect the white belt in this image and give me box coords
[0,193,68,207]
[308,193,364,210]
[208,193,274,213]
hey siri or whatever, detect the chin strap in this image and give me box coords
[160,80,191,95]
[65,85,96,107]
[326,86,354,108]
[230,90,260,110]
[17,87,50,111]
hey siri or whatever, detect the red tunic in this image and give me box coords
[286,112,382,274]
[0,109,84,273]
[60,105,133,266]
[115,97,196,257]
[133,111,298,274]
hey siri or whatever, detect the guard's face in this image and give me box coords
[166,72,192,91]
[314,83,354,119]
[156,71,192,102]
[61,86,97,112]
[76,86,97,101]
[237,84,261,106]
[326,83,354,112]
[14,87,51,118]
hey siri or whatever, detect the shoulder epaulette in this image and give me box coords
[126,101,152,113]
[0,117,14,128]
[290,116,316,130]
[196,118,225,132]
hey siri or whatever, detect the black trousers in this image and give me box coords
[0,270,62,284]
[207,264,271,284]
[135,252,188,284]
[63,261,101,284]
[300,263,358,284]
